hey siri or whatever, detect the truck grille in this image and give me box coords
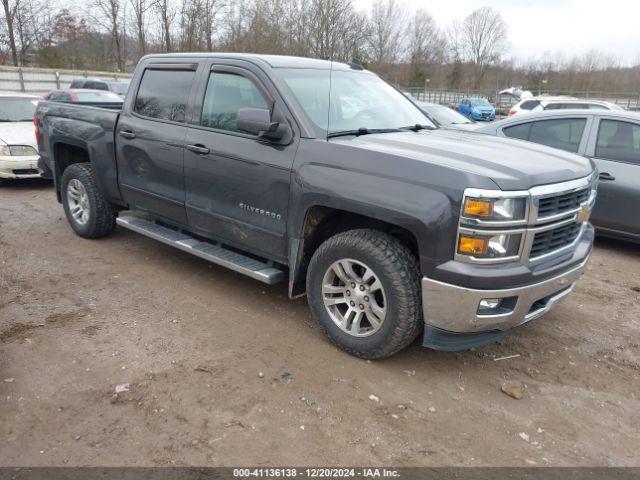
[537,187,590,219]
[530,223,582,258]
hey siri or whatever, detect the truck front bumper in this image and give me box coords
[421,255,590,351]
[0,155,41,179]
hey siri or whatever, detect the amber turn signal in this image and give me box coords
[458,236,487,255]
[463,198,493,217]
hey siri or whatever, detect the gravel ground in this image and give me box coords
[1,179,639,467]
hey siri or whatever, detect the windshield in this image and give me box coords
[0,97,39,121]
[76,91,123,103]
[424,104,472,125]
[109,82,129,95]
[276,67,434,137]
[470,98,491,107]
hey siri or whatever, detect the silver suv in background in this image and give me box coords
[476,109,640,243]
[508,97,623,116]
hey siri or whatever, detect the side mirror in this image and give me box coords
[237,108,284,140]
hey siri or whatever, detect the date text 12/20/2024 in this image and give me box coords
[233,468,400,478]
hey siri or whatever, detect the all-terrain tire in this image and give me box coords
[306,229,422,359]
[61,163,116,238]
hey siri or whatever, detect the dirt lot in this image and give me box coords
[1,179,639,467]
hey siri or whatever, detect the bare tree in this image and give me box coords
[153,0,174,52]
[405,8,445,84]
[455,7,507,87]
[2,0,21,65]
[130,0,152,55]
[46,9,90,68]
[200,0,225,50]
[308,0,365,61]
[366,0,405,74]
[89,0,124,70]
[179,0,200,50]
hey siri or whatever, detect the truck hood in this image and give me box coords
[340,129,593,190]
[0,121,37,148]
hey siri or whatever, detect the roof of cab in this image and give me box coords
[141,53,354,70]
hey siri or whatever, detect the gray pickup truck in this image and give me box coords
[36,54,598,359]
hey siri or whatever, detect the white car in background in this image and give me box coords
[508,97,624,116]
[0,91,42,182]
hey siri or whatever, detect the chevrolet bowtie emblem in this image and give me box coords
[576,204,590,223]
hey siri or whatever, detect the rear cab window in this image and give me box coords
[134,68,196,123]
[84,81,109,91]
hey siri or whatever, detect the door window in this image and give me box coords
[545,102,589,110]
[528,118,587,152]
[519,100,540,110]
[595,120,640,165]
[134,68,196,123]
[503,122,532,140]
[201,72,268,133]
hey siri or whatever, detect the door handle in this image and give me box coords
[599,172,615,181]
[185,144,210,155]
[119,130,136,139]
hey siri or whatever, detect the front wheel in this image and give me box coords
[306,229,422,359]
[61,163,116,238]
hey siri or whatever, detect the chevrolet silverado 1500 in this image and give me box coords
[36,54,597,358]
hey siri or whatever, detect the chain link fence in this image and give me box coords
[403,87,640,116]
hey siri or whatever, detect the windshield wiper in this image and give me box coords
[327,127,402,139]
[400,124,435,132]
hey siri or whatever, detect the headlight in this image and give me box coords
[457,232,522,259]
[9,145,37,156]
[462,196,527,222]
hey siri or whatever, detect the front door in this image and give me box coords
[184,63,297,262]
[588,117,640,237]
[116,64,198,225]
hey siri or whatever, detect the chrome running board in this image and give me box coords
[116,215,286,285]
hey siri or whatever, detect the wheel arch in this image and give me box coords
[288,204,424,298]
[52,141,91,201]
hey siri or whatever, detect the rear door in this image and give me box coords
[116,62,199,225]
[585,117,640,236]
[183,61,298,262]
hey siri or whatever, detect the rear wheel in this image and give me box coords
[307,229,422,359]
[61,163,116,238]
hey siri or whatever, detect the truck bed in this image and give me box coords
[37,101,122,204]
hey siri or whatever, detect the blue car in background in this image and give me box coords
[457,97,496,121]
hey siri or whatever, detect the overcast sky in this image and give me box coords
[355,0,640,65]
